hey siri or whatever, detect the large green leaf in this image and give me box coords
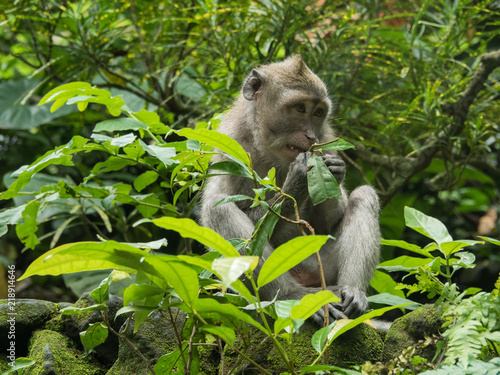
[316,139,355,152]
[191,298,266,333]
[370,270,405,298]
[381,239,432,258]
[307,154,342,205]
[80,322,108,353]
[176,128,250,167]
[18,241,151,280]
[290,290,340,320]
[404,207,452,244]
[328,304,413,343]
[212,256,259,293]
[15,200,40,249]
[0,79,75,130]
[440,240,484,256]
[94,118,146,132]
[378,255,433,272]
[257,235,329,288]
[367,293,420,310]
[151,217,240,258]
[201,324,236,345]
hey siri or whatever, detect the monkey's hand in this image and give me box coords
[310,302,348,326]
[330,285,368,319]
[321,153,346,184]
[282,152,311,197]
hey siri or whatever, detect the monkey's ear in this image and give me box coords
[243,69,263,101]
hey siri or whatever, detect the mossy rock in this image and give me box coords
[28,329,106,375]
[0,299,59,355]
[383,305,443,362]
[106,308,219,375]
[59,293,125,366]
[222,321,383,374]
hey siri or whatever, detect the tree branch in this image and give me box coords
[353,49,500,207]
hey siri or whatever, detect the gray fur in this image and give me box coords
[200,55,380,324]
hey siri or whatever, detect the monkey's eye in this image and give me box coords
[313,108,325,117]
[294,104,306,113]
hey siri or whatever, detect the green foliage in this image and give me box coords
[381,207,500,373]
[380,207,483,297]
[441,292,500,368]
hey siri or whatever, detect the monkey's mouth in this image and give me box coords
[287,144,306,154]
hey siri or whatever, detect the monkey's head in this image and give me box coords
[241,55,334,168]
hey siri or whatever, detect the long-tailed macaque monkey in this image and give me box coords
[200,55,380,324]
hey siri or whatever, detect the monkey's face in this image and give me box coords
[259,94,331,165]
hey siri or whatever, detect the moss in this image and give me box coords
[222,322,383,373]
[28,330,106,375]
[107,309,188,375]
[383,305,443,362]
[0,299,59,355]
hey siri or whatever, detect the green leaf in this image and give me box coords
[274,299,300,319]
[367,293,420,310]
[317,139,355,151]
[38,82,92,105]
[404,207,452,244]
[258,235,329,288]
[123,284,165,306]
[440,240,484,256]
[328,303,413,343]
[18,241,152,280]
[189,298,266,333]
[378,255,433,272]
[300,365,357,375]
[153,344,188,374]
[138,140,176,168]
[247,205,281,257]
[208,161,253,179]
[381,239,432,257]
[370,270,405,298]
[311,322,336,353]
[61,304,108,315]
[2,358,35,374]
[478,236,500,247]
[94,118,146,132]
[176,128,250,167]
[90,156,135,176]
[150,217,240,258]
[15,200,40,249]
[307,154,342,205]
[1,142,75,200]
[109,133,136,147]
[291,290,340,320]
[0,79,75,130]
[201,324,236,345]
[212,256,259,293]
[213,194,252,207]
[80,322,108,353]
[89,272,112,304]
[134,171,159,192]
[149,257,199,307]
[274,317,293,334]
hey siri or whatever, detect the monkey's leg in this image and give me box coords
[326,185,380,318]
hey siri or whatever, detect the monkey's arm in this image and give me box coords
[200,173,348,322]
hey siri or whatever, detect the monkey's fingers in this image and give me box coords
[341,287,368,318]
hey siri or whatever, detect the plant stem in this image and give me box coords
[250,277,295,374]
